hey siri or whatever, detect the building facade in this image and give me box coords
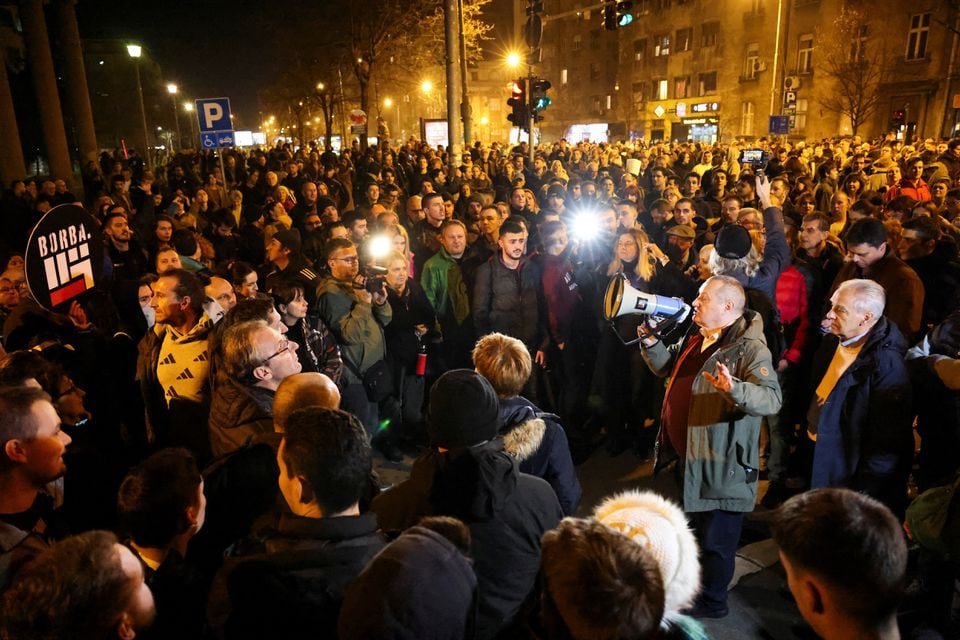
[529,0,959,143]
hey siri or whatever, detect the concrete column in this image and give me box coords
[0,50,26,184]
[19,0,73,183]
[53,0,98,165]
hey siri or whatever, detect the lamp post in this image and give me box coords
[166,83,182,151]
[183,101,196,148]
[384,97,400,140]
[126,44,150,170]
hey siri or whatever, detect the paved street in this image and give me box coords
[377,444,812,640]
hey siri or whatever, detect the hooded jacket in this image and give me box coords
[498,396,581,515]
[808,316,913,506]
[371,442,563,640]
[642,310,782,513]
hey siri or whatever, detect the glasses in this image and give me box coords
[333,256,359,264]
[261,339,291,364]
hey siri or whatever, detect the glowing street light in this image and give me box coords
[384,97,393,108]
[165,84,181,150]
[183,102,193,112]
[506,51,522,68]
[127,43,150,168]
[421,80,433,94]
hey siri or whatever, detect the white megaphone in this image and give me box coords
[604,274,691,344]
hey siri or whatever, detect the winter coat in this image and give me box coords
[207,379,275,459]
[371,442,563,640]
[385,279,436,369]
[831,251,925,343]
[315,277,392,385]
[421,248,471,325]
[215,512,386,639]
[498,396,582,515]
[642,310,782,513]
[472,255,548,352]
[808,317,914,503]
[285,315,343,383]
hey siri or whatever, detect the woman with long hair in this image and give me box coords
[593,228,689,456]
[270,280,343,383]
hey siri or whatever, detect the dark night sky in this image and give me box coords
[75,0,278,123]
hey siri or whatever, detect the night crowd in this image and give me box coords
[1,133,960,640]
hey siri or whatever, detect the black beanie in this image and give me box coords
[715,224,753,259]
[428,370,500,448]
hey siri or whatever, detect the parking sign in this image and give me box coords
[195,98,232,133]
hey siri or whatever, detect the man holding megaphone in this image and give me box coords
[637,274,782,619]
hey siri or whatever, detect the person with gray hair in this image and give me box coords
[806,278,914,515]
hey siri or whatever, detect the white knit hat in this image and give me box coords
[594,490,701,615]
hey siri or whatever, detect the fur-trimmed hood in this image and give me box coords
[501,417,546,462]
[594,490,701,616]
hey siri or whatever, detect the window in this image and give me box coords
[798,34,813,73]
[796,99,808,131]
[634,38,647,62]
[561,68,568,85]
[850,24,868,62]
[632,81,647,107]
[592,95,602,114]
[590,29,602,49]
[654,34,670,56]
[590,62,602,81]
[741,101,755,137]
[698,71,717,96]
[656,79,669,100]
[573,35,582,51]
[906,13,930,60]
[701,21,720,47]
[744,43,760,79]
[606,95,613,110]
[636,0,651,15]
[675,28,692,52]
[674,76,689,99]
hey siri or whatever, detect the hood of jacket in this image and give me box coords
[498,397,546,463]
[430,441,519,521]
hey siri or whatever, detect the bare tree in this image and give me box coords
[816,7,890,136]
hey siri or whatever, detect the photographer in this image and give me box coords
[316,238,400,460]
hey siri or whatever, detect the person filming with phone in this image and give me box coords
[637,274,782,619]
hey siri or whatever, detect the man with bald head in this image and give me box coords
[273,372,341,432]
[205,276,237,321]
[638,275,782,618]
[402,194,423,233]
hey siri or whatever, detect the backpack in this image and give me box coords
[744,287,786,361]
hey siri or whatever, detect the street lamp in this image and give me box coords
[127,43,150,169]
[505,51,522,68]
[184,102,196,148]
[384,98,400,138]
[166,83,182,152]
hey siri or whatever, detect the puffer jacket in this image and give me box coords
[208,379,274,458]
[498,396,581,515]
[642,310,782,513]
[315,277,392,385]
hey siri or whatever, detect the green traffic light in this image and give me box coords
[618,13,633,26]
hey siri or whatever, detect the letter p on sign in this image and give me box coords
[203,103,223,129]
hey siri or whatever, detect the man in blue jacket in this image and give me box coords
[807,279,914,515]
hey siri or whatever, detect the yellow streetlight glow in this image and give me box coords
[166,83,178,95]
[506,51,522,68]
[480,116,489,125]
[421,80,433,93]
[183,102,193,111]
[384,97,393,108]
[126,44,142,58]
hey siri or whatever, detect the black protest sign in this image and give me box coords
[25,204,105,311]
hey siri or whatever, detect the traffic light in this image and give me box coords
[531,78,552,111]
[507,79,528,130]
[616,0,634,26]
[602,0,616,30]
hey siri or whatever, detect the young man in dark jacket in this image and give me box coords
[371,370,563,640]
[213,408,386,638]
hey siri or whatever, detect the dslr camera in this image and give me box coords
[354,264,388,293]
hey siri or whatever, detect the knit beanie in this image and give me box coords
[594,490,701,615]
[715,224,753,259]
[428,369,500,449]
